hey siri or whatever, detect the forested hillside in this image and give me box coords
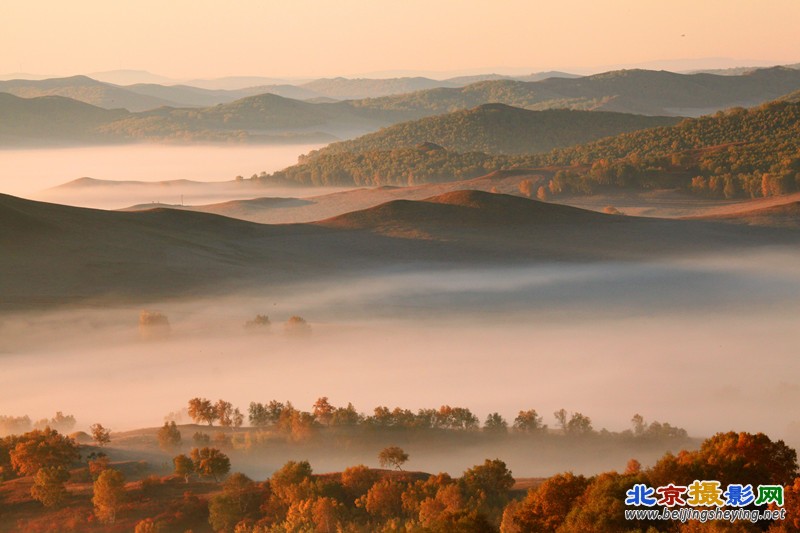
[309,104,678,156]
[263,101,800,200]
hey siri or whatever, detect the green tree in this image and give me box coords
[92,469,126,524]
[31,466,70,508]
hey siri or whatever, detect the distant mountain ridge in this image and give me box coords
[3,67,800,146]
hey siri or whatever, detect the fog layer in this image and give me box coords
[0,144,329,208]
[2,251,799,473]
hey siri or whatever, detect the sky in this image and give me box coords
[1,0,799,79]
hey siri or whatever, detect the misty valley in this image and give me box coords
[3,25,800,532]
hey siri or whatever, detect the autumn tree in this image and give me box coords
[90,423,111,446]
[188,398,217,426]
[270,460,315,505]
[313,397,335,426]
[10,428,80,476]
[215,400,234,427]
[173,454,194,483]
[504,472,589,532]
[93,469,127,524]
[364,478,405,520]
[341,464,378,502]
[31,466,70,508]
[190,447,230,482]
[378,446,409,471]
[157,421,182,451]
[513,410,545,433]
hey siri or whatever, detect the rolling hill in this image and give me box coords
[0,93,128,145]
[261,99,800,197]
[2,191,797,310]
[309,104,679,156]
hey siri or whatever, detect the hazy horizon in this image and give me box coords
[2,0,799,80]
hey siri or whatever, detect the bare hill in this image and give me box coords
[3,191,797,310]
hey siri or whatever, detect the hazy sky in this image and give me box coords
[2,0,799,79]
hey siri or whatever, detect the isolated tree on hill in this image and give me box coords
[378,446,409,471]
[90,423,111,446]
[173,454,194,483]
[188,398,217,426]
[157,421,182,451]
[92,468,126,524]
[190,447,230,482]
[31,466,70,508]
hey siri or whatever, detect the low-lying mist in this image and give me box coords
[2,249,799,476]
[0,143,332,208]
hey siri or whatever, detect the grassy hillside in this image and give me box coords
[309,104,679,156]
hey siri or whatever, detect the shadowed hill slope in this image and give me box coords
[2,191,797,310]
